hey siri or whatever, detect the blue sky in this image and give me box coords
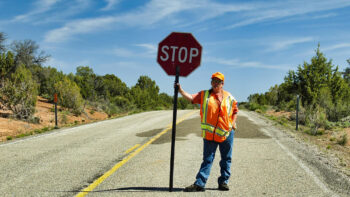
[1,0,350,102]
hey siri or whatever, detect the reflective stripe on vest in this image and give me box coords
[201,123,228,137]
[201,90,210,123]
[226,96,234,129]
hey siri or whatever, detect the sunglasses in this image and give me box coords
[212,79,223,84]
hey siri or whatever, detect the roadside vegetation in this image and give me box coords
[0,32,197,141]
[240,45,350,172]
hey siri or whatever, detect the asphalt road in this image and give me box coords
[1,110,349,197]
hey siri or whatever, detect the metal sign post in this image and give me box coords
[156,32,202,192]
[54,93,58,129]
[169,66,180,192]
[296,95,299,131]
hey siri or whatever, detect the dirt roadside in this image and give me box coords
[0,96,108,142]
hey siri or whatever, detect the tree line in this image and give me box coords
[245,45,350,133]
[0,32,195,121]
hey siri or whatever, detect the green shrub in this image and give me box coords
[337,134,348,146]
[255,109,263,113]
[104,103,120,117]
[247,102,267,112]
[54,77,84,115]
[60,114,68,124]
[0,65,38,120]
[29,116,40,124]
[305,105,327,135]
[16,132,33,138]
[324,121,335,130]
[341,122,350,128]
[6,136,12,140]
[42,127,49,132]
[33,129,41,134]
[305,129,324,136]
[290,111,306,125]
[238,102,248,110]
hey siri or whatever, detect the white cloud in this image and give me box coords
[44,0,255,43]
[13,0,62,22]
[114,61,140,69]
[113,44,157,59]
[223,0,350,29]
[12,0,92,24]
[135,43,157,56]
[310,12,338,19]
[205,56,291,70]
[101,0,120,11]
[45,57,70,71]
[323,43,350,52]
[44,0,350,43]
[268,37,314,51]
[45,16,118,42]
[113,47,134,57]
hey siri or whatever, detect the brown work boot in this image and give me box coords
[183,184,205,192]
[218,183,229,191]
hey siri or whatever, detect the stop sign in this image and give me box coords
[157,32,202,77]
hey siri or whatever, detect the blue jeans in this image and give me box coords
[194,130,234,188]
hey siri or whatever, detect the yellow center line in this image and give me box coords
[75,110,197,197]
[124,144,140,154]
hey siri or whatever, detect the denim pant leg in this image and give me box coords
[218,130,234,185]
[194,139,218,187]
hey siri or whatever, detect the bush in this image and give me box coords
[60,114,68,124]
[304,128,324,136]
[54,77,84,115]
[341,116,350,122]
[305,105,327,135]
[0,65,38,119]
[238,102,248,110]
[29,116,40,124]
[246,102,267,112]
[104,102,120,117]
[290,111,306,125]
[112,96,134,111]
[337,134,348,146]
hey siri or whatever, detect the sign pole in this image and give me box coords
[169,66,180,192]
[156,32,202,192]
[55,103,58,128]
[54,93,58,129]
[296,94,299,131]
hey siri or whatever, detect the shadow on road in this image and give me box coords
[92,187,183,192]
[58,186,220,194]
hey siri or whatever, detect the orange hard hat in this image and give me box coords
[211,72,224,81]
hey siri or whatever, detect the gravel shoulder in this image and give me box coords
[243,110,350,196]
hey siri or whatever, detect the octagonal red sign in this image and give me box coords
[157,32,202,77]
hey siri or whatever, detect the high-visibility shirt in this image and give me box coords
[193,90,238,143]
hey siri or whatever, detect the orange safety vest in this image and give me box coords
[200,90,237,143]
